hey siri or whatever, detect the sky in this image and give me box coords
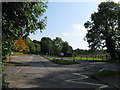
[29,0,119,50]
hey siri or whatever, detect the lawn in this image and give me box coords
[44,56,79,65]
[63,57,106,61]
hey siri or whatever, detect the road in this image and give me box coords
[4,55,119,89]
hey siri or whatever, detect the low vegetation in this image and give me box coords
[11,52,23,56]
[44,56,79,65]
[2,62,28,66]
[63,57,104,61]
[92,70,120,77]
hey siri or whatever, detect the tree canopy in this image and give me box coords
[12,37,29,52]
[40,37,73,57]
[2,2,47,57]
[84,1,120,59]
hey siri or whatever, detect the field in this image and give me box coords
[63,53,111,61]
[63,57,105,61]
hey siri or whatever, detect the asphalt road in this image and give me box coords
[4,55,119,89]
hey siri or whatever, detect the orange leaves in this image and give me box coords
[13,37,29,52]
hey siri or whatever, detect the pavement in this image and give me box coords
[3,55,120,89]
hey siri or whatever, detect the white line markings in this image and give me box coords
[15,56,34,75]
[65,73,108,89]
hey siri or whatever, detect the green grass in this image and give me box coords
[63,57,106,61]
[92,70,120,77]
[44,56,79,65]
[11,52,23,56]
[2,62,28,66]
[5,52,23,58]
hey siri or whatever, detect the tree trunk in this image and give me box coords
[106,36,117,60]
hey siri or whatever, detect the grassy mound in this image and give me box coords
[44,56,79,65]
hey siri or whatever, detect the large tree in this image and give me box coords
[40,37,53,55]
[2,2,47,58]
[84,1,120,60]
[52,37,64,56]
[61,41,73,57]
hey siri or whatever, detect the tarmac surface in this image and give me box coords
[4,55,120,89]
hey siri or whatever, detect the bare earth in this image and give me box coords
[4,55,120,89]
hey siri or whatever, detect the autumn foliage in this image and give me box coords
[12,37,29,52]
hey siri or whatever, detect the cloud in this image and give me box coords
[73,24,87,33]
[62,24,87,37]
[62,32,70,36]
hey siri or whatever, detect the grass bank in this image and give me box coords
[2,62,28,66]
[44,56,79,65]
[91,70,120,77]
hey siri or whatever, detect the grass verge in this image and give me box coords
[91,70,120,77]
[2,62,29,66]
[44,56,79,65]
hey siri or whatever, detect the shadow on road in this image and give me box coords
[25,69,115,89]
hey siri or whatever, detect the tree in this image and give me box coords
[34,43,41,54]
[24,37,40,54]
[52,37,64,56]
[40,37,53,55]
[2,2,47,59]
[12,37,29,52]
[61,41,73,57]
[33,40,41,54]
[29,42,36,54]
[84,1,120,60]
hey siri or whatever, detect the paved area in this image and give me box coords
[4,55,120,89]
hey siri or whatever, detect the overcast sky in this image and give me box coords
[29,0,119,50]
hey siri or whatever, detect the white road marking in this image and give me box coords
[73,73,89,79]
[65,73,108,89]
[95,85,108,90]
[15,56,34,75]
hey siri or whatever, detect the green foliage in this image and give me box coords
[84,1,120,59]
[52,37,64,56]
[63,57,104,61]
[44,56,79,65]
[52,59,79,65]
[2,73,8,89]
[29,41,36,54]
[24,37,41,54]
[2,62,28,66]
[40,37,73,57]
[92,70,120,76]
[11,52,23,56]
[61,41,73,57]
[2,2,47,59]
[34,43,41,54]
[40,37,53,55]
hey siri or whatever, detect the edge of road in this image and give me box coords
[90,74,120,90]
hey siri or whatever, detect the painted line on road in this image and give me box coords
[95,85,108,90]
[65,73,108,89]
[73,73,89,79]
[15,56,34,75]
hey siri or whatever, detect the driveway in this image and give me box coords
[4,55,119,89]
